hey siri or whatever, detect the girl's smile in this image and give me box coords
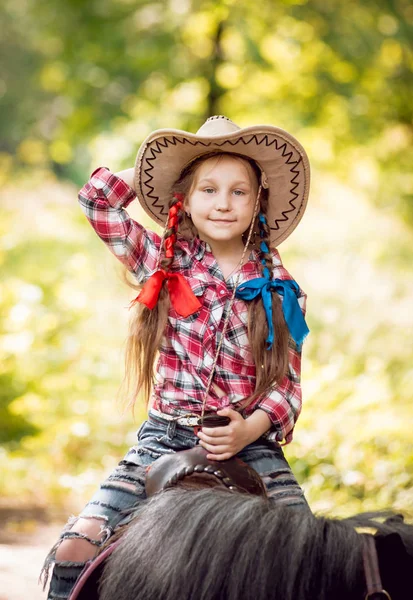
[209,218,236,224]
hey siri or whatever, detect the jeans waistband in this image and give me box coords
[148,408,201,428]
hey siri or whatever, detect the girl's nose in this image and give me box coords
[215,192,231,210]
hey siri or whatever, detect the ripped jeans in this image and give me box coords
[41,409,309,599]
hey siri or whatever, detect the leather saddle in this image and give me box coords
[145,445,267,497]
[69,440,267,599]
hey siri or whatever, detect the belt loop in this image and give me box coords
[166,419,177,440]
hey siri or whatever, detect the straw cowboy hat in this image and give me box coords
[134,115,310,246]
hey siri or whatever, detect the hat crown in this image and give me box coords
[196,115,240,137]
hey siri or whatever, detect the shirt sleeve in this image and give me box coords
[257,251,307,445]
[77,166,161,282]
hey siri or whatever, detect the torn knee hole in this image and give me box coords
[55,534,103,562]
[108,481,138,492]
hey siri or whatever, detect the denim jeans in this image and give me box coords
[41,410,308,599]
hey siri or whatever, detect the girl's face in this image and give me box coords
[185,155,257,251]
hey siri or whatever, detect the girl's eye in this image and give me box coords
[204,188,215,194]
[234,190,246,196]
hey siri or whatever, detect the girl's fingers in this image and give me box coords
[197,431,228,445]
[201,425,231,436]
[198,440,229,455]
[206,452,232,461]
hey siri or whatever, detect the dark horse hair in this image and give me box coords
[98,488,413,600]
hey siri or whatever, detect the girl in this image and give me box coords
[41,115,311,599]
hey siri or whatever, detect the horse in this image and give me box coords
[70,448,413,600]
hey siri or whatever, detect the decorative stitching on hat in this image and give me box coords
[143,136,211,217]
[275,156,302,231]
[141,134,304,232]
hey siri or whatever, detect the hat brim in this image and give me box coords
[134,125,310,246]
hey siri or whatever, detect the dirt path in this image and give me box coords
[0,524,62,600]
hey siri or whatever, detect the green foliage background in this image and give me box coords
[1,0,412,519]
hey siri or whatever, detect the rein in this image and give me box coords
[361,534,392,600]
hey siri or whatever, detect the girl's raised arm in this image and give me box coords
[113,167,135,189]
[77,166,161,283]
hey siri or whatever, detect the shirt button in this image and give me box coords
[219,289,225,295]
[210,325,215,331]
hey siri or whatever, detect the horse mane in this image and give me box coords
[98,488,413,600]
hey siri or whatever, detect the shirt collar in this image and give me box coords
[192,236,260,265]
[192,236,210,261]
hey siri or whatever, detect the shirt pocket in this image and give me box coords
[228,298,251,349]
[168,275,209,323]
[221,298,256,372]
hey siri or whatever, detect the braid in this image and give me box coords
[243,207,289,407]
[119,192,184,413]
[257,211,289,346]
[160,193,184,271]
[257,213,273,280]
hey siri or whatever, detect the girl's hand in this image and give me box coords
[197,408,254,461]
[114,167,136,190]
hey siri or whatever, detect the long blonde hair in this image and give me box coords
[119,152,289,412]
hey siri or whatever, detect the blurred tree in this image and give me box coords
[1,0,411,215]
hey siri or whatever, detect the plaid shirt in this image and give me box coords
[78,167,307,445]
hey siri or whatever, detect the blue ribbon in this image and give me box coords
[235,278,309,349]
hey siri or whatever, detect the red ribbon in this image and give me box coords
[164,234,176,258]
[128,269,202,317]
[165,198,182,258]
